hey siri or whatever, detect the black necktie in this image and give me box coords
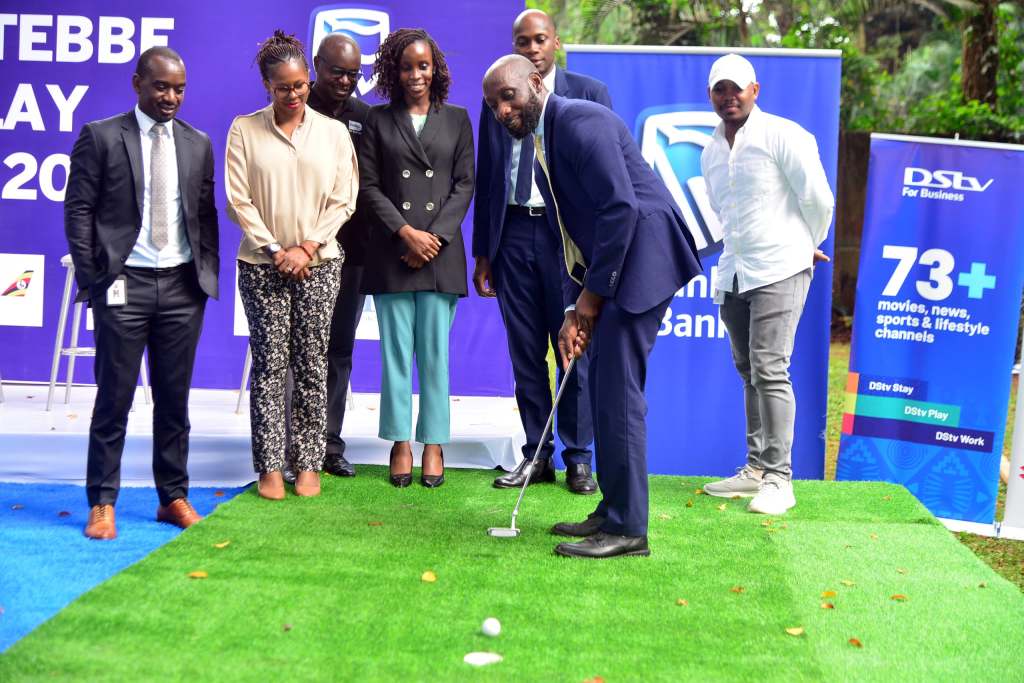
[514,133,534,205]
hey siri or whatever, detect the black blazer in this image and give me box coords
[64,111,220,302]
[358,102,474,296]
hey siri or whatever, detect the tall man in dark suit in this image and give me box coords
[473,10,610,494]
[65,47,219,540]
[483,56,702,558]
[302,32,371,478]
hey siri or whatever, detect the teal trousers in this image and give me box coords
[375,292,457,444]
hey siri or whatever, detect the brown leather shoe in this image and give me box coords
[84,504,117,540]
[258,471,286,500]
[156,498,203,529]
[294,471,321,497]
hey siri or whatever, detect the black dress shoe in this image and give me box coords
[282,464,297,485]
[389,444,412,488]
[551,512,606,537]
[554,531,650,559]
[324,452,356,477]
[420,447,445,488]
[565,463,597,495]
[493,457,556,488]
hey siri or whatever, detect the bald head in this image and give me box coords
[513,9,560,77]
[313,33,362,104]
[483,55,546,140]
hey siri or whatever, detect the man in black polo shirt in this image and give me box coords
[305,32,370,477]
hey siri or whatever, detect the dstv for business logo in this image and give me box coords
[901,167,993,202]
[309,5,390,97]
[637,106,723,257]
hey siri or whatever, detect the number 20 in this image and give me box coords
[881,245,954,301]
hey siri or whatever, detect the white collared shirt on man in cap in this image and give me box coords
[699,54,834,300]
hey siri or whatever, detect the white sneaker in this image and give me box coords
[703,465,763,498]
[747,479,796,515]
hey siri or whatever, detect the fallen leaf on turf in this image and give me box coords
[882,495,892,501]
[658,513,672,521]
[676,598,688,606]
[188,571,208,579]
[890,594,908,602]
[785,627,804,636]
[685,500,694,508]
[897,568,908,575]
[57,511,71,518]
[368,521,383,527]
[730,586,745,593]
[421,571,437,583]
[214,491,225,497]
[761,519,774,527]
[717,503,727,512]
[11,504,24,510]
[731,495,742,500]
[282,624,292,632]
[213,541,230,549]
[870,533,878,541]
[840,579,855,587]
[583,677,605,683]
[820,602,835,609]
[849,638,863,648]
[821,590,837,598]
[978,582,987,589]
[463,652,503,666]
[695,488,705,495]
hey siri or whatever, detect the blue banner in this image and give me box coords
[837,134,1024,523]
[566,47,840,478]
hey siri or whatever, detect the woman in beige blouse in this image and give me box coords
[225,30,358,500]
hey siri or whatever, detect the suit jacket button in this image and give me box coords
[425,202,435,211]
[402,201,411,210]
[402,169,411,178]
[425,169,434,178]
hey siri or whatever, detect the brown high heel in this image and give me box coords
[420,445,445,488]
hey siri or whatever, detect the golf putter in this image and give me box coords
[489,356,578,538]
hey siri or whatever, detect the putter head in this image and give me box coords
[487,527,521,538]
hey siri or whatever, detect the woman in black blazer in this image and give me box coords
[359,28,474,488]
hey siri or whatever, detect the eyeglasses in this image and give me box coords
[271,81,310,97]
[328,66,362,81]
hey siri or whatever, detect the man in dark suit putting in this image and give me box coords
[483,55,702,559]
[65,46,219,540]
[474,9,610,495]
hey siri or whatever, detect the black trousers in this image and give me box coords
[87,264,206,507]
[492,210,593,466]
[325,263,365,456]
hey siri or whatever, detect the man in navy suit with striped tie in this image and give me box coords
[473,9,610,495]
[483,55,702,559]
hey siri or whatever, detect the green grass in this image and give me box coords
[826,341,1024,590]
[2,471,1022,682]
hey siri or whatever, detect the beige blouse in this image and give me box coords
[225,104,358,265]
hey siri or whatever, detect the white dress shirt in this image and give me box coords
[700,105,833,298]
[125,106,191,268]
[508,67,557,208]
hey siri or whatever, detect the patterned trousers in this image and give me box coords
[238,258,343,473]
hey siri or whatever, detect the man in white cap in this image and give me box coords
[699,53,834,515]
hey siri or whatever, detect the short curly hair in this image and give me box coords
[255,29,307,82]
[373,28,450,108]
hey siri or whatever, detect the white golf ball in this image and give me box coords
[481,617,501,637]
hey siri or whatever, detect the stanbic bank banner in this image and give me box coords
[566,46,841,478]
[837,134,1024,525]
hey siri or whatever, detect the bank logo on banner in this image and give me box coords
[0,253,45,327]
[637,107,723,257]
[309,6,390,97]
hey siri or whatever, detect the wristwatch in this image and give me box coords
[262,243,282,258]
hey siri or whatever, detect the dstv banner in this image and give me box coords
[837,134,1024,524]
[0,1,520,395]
[566,46,841,478]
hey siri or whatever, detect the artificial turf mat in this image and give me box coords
[1,468,1022,682]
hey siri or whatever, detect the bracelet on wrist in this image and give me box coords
[300,244,317,260]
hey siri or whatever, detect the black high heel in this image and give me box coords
[389,443,412,488]
[420,446,445,488]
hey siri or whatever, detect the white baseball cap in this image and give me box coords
[708,53,757,89]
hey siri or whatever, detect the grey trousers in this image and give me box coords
[719,269,811,482]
